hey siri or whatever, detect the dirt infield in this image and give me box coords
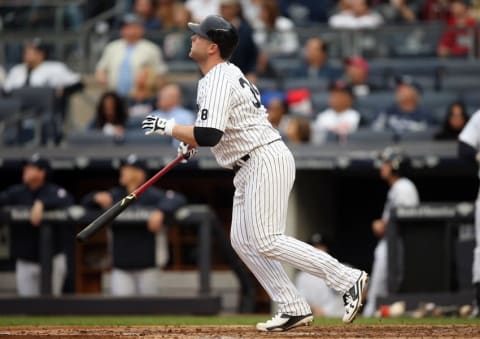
[1,324,479,338]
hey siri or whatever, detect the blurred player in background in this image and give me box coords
[81,154,186,296]
[0,154,73,296]
[142,15,368,331]
[363,147,419,317]
[458,108,480,316]
[295,233,345,318]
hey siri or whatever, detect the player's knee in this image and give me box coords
[256,238,280,258]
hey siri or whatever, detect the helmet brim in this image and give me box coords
[188,22,208,39]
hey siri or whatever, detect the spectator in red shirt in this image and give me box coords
[438,0,477,57]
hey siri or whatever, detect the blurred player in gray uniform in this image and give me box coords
[458,109,480,314]
[363,147,419,317]
[142,15,368,331]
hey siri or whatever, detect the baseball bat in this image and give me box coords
[76,153,186,242]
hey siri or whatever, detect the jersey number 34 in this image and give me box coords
[239,77,261,108]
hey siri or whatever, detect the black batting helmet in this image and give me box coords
[379,146,410,176]
[188,15,239,60]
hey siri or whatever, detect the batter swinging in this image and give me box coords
[142,15,368,331]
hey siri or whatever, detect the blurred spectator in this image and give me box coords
[437,0,478,58]
[0,154,73,296]
[91,91,128,138]
[156,0,177,30]
[254,0,300,76]
[434,101,470,140]
[3,38,83,144]
[81,154,186,296]
[278,0,336,24]
[363,147,419,317]
[372,76,432,134]
[95,14,168,97]
[128,65,158,117]
[150,84,195,146]
[185,0,220,22]
[220,0,258,79]
[285,117,311,144]
[471,0,480,21]
[421,0,451,21]
[377,0,419,23]
[329,0,384,29]
[3,38,82,94]
[342,56,381,97]
[240,0,262,27]
[312,81,361,144]
[291,37,341,81]
[133,0,161,30]
[286,88,314,117]
[264,92,289,133]
[160,3,193,60]
[295,233,345,317]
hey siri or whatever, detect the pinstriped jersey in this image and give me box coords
[194,62,280,168]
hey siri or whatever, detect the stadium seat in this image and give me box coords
[397,128,437,142]
[10,87,56,145]
[0,98,22,144]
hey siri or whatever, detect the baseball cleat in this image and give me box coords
[342,271,368,323]
[256,313,313,332]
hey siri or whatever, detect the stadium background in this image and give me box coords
[0,0,479,323]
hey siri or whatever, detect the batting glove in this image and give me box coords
[142,115,175,136]
[177,142,198,162]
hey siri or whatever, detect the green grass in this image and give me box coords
[0,315,479,326]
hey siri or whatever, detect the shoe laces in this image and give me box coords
[343,292,353,307]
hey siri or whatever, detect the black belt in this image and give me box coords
[232,154,250,174]
[232,139,281,174]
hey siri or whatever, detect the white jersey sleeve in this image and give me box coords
[381,178,419,221]
[459,110,480,150]
[195,65,232,132]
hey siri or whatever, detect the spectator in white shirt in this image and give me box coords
[329,0,384,30]
[3,39,81,93]
[185,0,220,22]
[313,80,361,144]
[254,0,299,76]
[95,14,167,97]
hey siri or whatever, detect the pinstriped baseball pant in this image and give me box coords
[230,141,361,315]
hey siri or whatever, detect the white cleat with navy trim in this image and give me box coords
[342,271,369,323]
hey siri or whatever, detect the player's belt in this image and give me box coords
[232,154,250,174]
[232,139,281,174]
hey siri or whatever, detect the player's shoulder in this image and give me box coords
[205,62,241,82]
[393,178,418,194]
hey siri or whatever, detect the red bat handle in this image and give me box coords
[134,153,185,196]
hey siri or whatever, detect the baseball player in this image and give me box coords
[0,154,73,296]
[458,109,480,315]
[362,147,419,317]
[142,15,368,331]
[81,154,186,296]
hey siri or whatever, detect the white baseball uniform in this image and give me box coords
[363,177,419,317]
[195,61,361,315]
[459,109,480,284]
